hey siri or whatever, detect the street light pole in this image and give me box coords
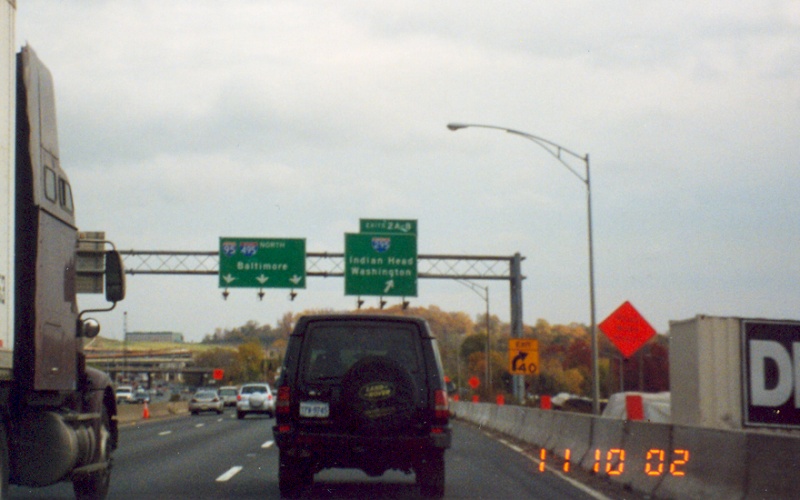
[457,280,491,398]
[447,122,600,415]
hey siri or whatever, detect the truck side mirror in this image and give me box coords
[105,250,126,302]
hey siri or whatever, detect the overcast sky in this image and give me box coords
[15,1,800,342]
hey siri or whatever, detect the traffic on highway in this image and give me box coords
[10,407,631,499]
[6,2,797,499]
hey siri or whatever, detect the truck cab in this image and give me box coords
[0,42,126,499]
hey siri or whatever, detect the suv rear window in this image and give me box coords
[300,323,421,382]
[240,385,269,394]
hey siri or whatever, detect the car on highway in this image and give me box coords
[236,383,275,419]
[273,314,451,497]
[132,389,151,404]
[218,386,239,407]
[189,389,224,415]
[115,385,134,404]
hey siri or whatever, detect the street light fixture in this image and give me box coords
[447,122,600,415]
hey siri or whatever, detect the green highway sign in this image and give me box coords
[219,237,306,289]
[345,233,417,297]
[359,219,417,235]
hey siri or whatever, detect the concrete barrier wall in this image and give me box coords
[580,416,624,472]
[115,401,188,424]
[743,432,800,499]
[614,420,671,495]
[450,401,798,499]
[548,412,593,465]
[656,424,746,500]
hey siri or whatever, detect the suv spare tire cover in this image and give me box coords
[249,392,267,408]
[341,356,416,436]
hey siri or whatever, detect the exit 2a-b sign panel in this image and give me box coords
[218,237,306,289]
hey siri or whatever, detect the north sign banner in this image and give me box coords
[344,233,417,297]
[218,237,306,289]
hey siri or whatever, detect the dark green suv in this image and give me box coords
[273,314,451,497]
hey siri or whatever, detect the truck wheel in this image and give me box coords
[73,406,112,500]
[0,424,9,499]
[417,450,445,498]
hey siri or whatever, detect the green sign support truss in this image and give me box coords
[121,250,520,282]
[121,248,526,401]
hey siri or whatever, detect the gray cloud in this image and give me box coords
[16,1,800,340]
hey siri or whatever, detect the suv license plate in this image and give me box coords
[299,401,330,418]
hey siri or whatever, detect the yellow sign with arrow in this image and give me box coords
[508,339,539,375]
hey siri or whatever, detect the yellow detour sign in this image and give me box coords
[508,339,540,375]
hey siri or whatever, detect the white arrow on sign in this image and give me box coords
[384,279,395,294]
[256,274,269,285]
[222,274,237,284]
[289,275,303,285]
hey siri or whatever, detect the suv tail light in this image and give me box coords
[277,386,291,415]
[434,389,449,422]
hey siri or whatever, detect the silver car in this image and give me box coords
[236,383,275,419]
[219,386,239,407]
[189,389,224,415]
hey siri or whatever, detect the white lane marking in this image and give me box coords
[262,440,274,449]
[216,466,243,482]
[498,439,523,453]
[195,423,205,428]
[487,431,612,500]
[158,431,172,436]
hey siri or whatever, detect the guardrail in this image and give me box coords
[451,401,800,499]
[115,401,188,424]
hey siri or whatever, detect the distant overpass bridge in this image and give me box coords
[85,349,214,385]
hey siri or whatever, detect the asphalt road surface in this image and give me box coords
[10,409,632,499]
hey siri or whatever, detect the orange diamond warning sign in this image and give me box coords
[599,301,655,358]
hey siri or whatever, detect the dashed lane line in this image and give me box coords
[216,466,243,482]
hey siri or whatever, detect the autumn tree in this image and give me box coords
[276,312,295,337]
[193,347,237,383]
[460,334,487,360]
[230,340,266,383]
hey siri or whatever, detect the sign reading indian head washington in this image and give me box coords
[344,230,417,297]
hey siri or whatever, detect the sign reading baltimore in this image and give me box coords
[219,237,306,289]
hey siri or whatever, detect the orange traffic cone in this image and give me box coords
[143,401,150,419]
